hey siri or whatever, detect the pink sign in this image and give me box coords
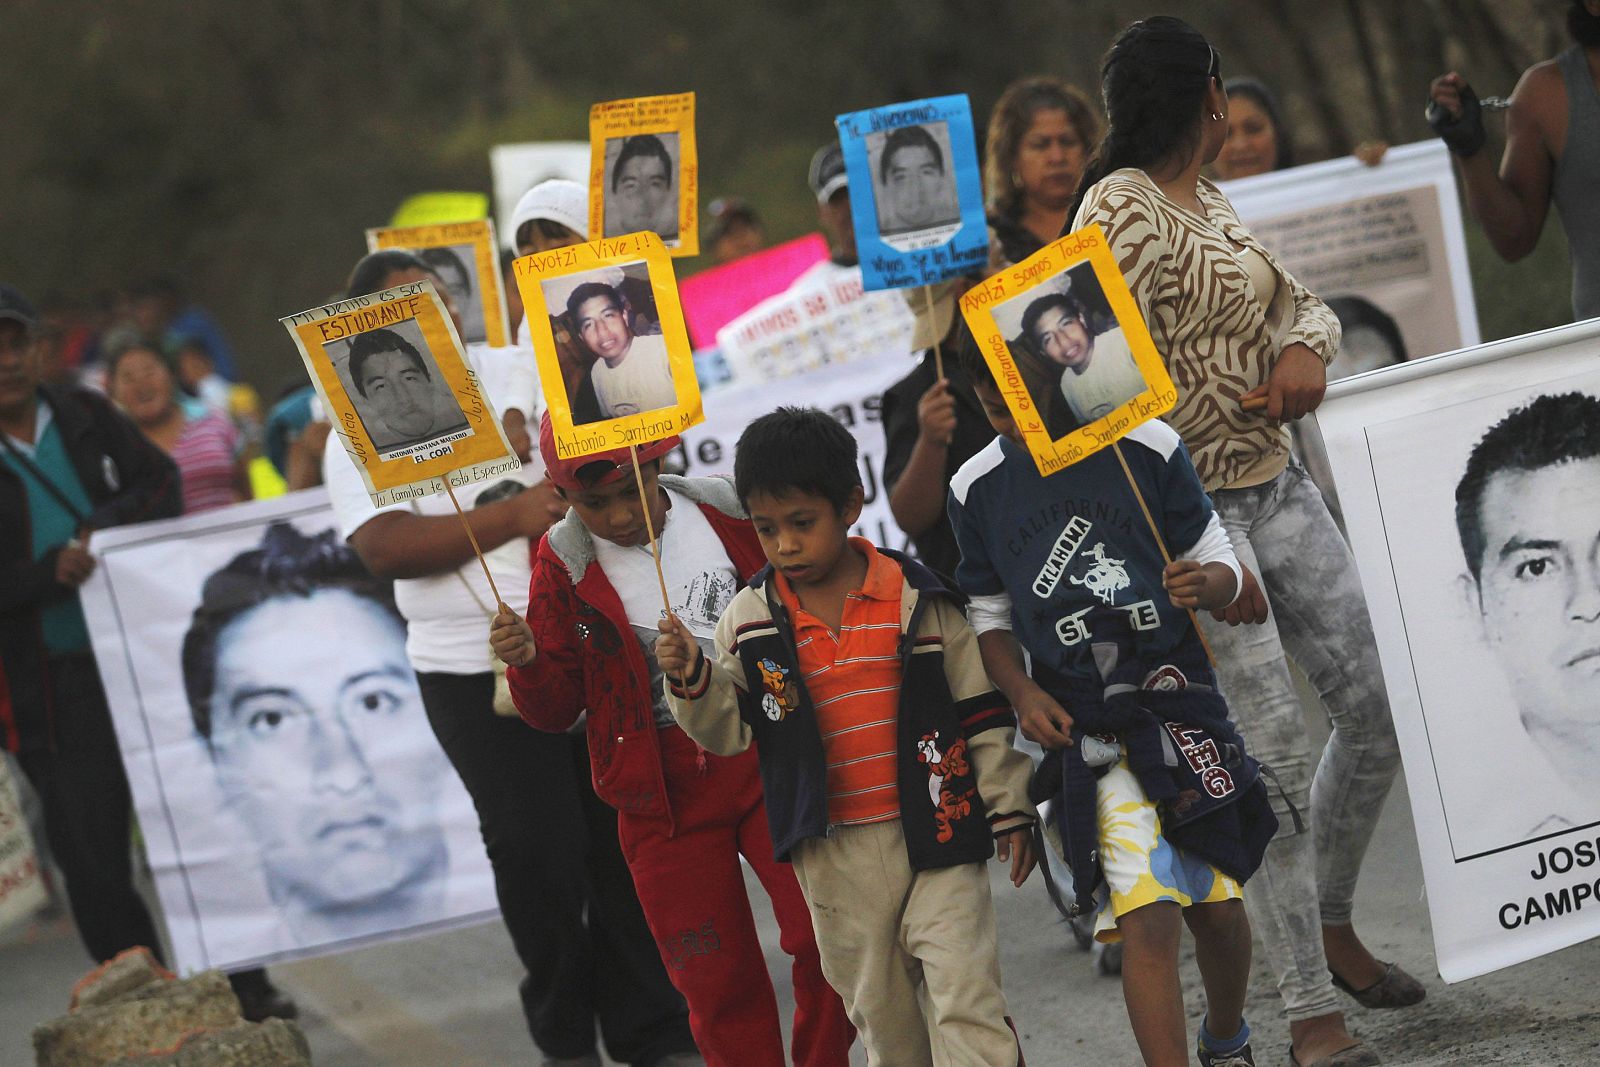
[679,234,829,348]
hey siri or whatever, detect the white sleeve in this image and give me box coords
[1178,513,1242,606]
[967,591,1014,635]
[321,439,407,540]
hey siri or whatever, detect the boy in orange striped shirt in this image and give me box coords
[657,407,1038,1066]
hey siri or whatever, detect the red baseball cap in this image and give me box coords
[539,411,681,492]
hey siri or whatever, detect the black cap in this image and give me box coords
[0,284,38,332]
[807,143,848,204]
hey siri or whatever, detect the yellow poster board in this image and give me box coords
[514,231,702,460]
[366,218,509,348]
[280,280,519,506]
[589,93,698,258]
[959,224,1176,476]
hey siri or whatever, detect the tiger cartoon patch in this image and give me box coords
[756,658,800,722]
[916,731,976,842]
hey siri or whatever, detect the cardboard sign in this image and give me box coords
[590,93,698,257]
[960,225,1175,475]
[366,218,510,348]
[280,280,519,507]
[515,231,701,460]
[836,94,988,292]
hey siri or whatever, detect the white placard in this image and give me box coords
[1314,318,1600,981]
[80,491,498,973]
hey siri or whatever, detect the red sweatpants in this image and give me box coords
[616,726,855,1067]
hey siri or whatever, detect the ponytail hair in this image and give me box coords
[1067,15,1219,228]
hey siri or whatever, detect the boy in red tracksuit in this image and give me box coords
[491,414,854,1067]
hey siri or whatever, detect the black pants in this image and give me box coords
[416,670,694,1064]
[16,652,161,965]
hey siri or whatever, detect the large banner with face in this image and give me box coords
[78,491,498,973]
[590,93,698,257]
[836,95,988,292]
[673,356,913,555]
[1314,318,1600,981]
[366,219,511,348]
[1220,140,1480,380]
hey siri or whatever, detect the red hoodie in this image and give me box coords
[507,475,766,826]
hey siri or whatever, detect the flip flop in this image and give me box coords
[1330,960,1427,1009]
[1288,1041,1382,1066]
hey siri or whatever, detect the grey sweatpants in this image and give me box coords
[1199,458,1402,1022]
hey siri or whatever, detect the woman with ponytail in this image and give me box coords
[1064,16,1417,1067]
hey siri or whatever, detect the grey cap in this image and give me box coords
[807,143,848,204]
[0,284,38,331]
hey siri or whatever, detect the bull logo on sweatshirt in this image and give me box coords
[1069,542,1130,605]
[757,658,800,722]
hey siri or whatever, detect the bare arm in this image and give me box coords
[1431,67,1558,262]
[348,480,566,579]
[977,628,1075,750]
[885,379,957,537]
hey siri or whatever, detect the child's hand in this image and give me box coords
[1210,564,1271,626]
[1015,684,1074,750]
[491,609,537,667]
[655,615,703,679]
[995,826,1036,888]
[1162,559,1211,609]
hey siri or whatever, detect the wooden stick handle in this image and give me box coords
[444,477,511,615]
[1111,440,1217,667]
[628,444,684,688]
[925,284,945,382]
[1240,395,1269,413]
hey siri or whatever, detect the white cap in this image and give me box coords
[510,179,589,246]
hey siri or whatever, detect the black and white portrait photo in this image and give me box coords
[541,261,676,425]
[865,122,961,245]
[989,263,1146,440]
[418,244,486,345]
[326,320,470,457]
[78,495,497,971]
[182,522,453,945]
[602,132,681,243]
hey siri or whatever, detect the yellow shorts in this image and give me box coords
[1092,759,1243,943]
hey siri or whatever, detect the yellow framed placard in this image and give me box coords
[589,93,698,257]
[514,231,702,460]
[960,224,1177,476]
[280,279,519,506]
[365,218,510,348]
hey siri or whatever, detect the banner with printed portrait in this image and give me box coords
[835,95,988,292]
[590,93,698,257]
[78,491,499,973]
[1314,318,1600,981]
[515,231,701,460]
[960,225,1175,476]
[1221,140,1480,380]
[280,280,520,507]
[366,218,511,348]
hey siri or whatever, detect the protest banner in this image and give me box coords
[674,356,912,555]
[489,140,590,246]
[715,257,916,385]
[960,225,1175,477]
[78,491,500,973]
[1221,140,1480,380]
[835,94,988,294]
[1313,317,1600,981]
[679,233,828,349]
[0,757,48,935]
[590,93,698,257]
[367,218,511,348]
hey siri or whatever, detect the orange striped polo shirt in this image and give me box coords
[775,538,904,826]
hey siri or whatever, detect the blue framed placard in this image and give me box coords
[835,94,988,291]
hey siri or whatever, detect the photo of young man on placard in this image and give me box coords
[864,122,962,246]
[326,321,471,457]
[989,262,1146,441]
[541,262,675,426]
[602,133,681,243]
[418,244,486,345]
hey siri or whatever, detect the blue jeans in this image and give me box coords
[1199,459,1401,1021]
